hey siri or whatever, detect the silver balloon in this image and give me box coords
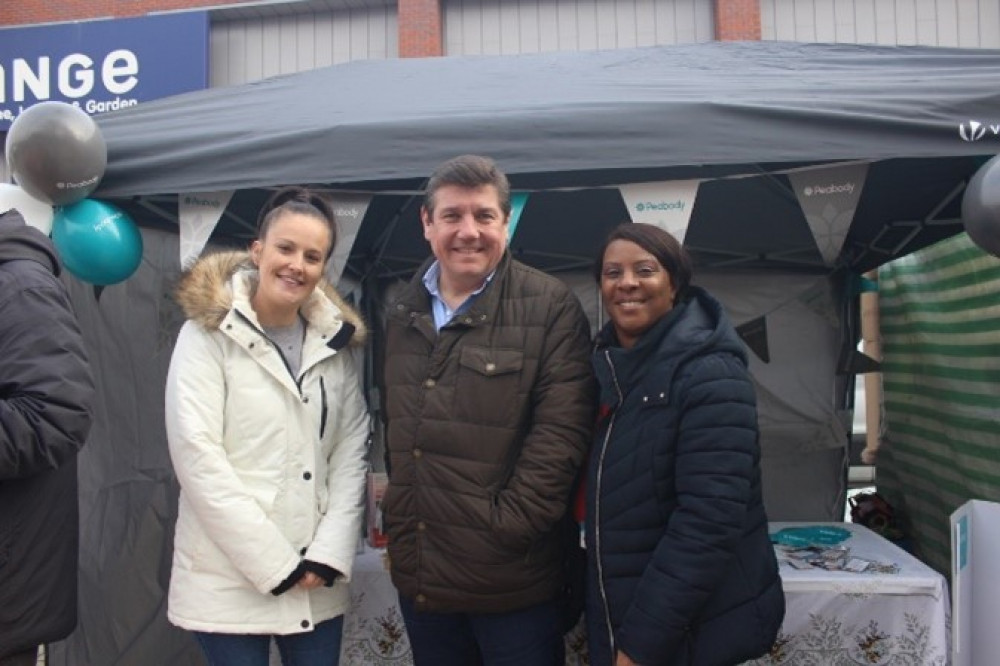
[5,101,107,206]
[962,155,1000,258]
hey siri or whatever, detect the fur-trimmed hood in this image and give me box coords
[174,250,366,346]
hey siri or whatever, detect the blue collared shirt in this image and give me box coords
[422,261,496,331]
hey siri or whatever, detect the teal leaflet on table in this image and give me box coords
[769,525,851,548]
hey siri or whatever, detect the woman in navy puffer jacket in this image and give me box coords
[586,223,784,666]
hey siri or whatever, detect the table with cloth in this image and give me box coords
[334,521,949,665]
[337,546,409,664]
[337,545,588,665]
[742,521,950,666]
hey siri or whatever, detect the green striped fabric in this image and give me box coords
[877,233,1000,576]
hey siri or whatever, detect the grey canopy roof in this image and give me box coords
[93,40,1000,273]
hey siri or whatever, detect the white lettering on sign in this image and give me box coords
[103,50,139,95]
[84,97,138,113]
[12,58,49,102]
[59,54,95,98]
[0,50,140,103]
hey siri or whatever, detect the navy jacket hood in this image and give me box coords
[593,285,746,409]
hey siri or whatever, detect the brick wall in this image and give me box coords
[0,0,245,26]
[3,1,750,54]
[714,0,761,41]
[398,0,441,57]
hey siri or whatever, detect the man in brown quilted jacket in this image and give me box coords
[381,154,594,666]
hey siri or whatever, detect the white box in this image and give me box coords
[951,499,1000,666]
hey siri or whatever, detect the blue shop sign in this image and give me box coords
[0,12,209,129]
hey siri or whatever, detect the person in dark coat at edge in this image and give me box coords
[0,210,95,665]
[586,222,784,666]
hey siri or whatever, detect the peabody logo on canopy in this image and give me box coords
[635,200,686,212]
[803,183,855,197]
[335,207,362,218]
[183,195,221,208]
[959,120,1000,142]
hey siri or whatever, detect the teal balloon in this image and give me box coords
[52,199,143,285]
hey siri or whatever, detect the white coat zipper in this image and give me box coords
[595,348,623,657]
[234,310,302,391]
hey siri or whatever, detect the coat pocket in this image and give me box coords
[458,346,523,376]
[455,346,525,426]
[635,389,679,520]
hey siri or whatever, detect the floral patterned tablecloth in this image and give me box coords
[338,521,949,666]
[338,547,408,665]
[744,522,950,666]
[339,546,589,666]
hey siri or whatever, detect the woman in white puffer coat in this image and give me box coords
[164,186,369,666]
